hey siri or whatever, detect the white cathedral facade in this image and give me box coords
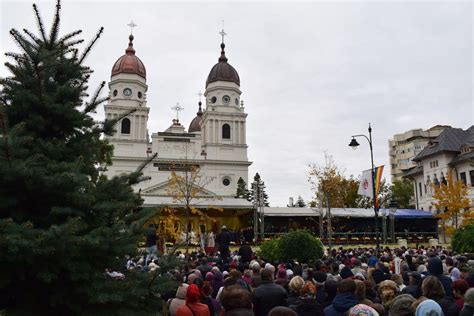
[103,33,253,231]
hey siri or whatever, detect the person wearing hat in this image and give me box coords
[415,299,443,316]
[388,294,415,316]
[348,304,379,316]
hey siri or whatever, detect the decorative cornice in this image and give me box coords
[105,104,149,112]
[111,156,252,166]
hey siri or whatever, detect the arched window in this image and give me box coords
[222,123,231,139]
[121,118,131,134]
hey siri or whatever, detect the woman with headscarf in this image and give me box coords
[169,284,189,316]
[275,268,289,288]
[211,271,224,299]
[415,299,443,316]
[176,284,210,316]
[349,304,379,316]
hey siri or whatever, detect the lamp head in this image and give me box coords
[349,138,360,150]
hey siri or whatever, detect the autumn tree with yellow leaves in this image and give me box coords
[166,163,220,252]
[432,170,472,236]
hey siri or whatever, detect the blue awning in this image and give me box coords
[381,209,434,218]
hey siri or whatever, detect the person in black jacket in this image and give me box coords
[238,241,253,264]
[402,272,423,299]
[252,268,288,316]
[216,226,231,262]
[428,257,454,298]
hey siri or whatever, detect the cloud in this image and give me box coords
[1,0,472,206]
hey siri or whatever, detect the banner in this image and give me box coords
[358,165,385,209]
[358,169,373,198]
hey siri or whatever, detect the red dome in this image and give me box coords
[111,35,146,79]
[188,102,203,133]
[206,43,240,87]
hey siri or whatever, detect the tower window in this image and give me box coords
[113,90,118,97]
[211,96,217,103]
[138,91,142,99]
[222,124,231,139]
[121,118,131,134]
[223,178,231,186]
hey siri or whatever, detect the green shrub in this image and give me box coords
[258,230,324,263]
[452,224,474,253]
[258,238,281,262]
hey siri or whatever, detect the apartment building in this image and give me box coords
[389,125,450,182]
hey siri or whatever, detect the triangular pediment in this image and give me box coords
[141,180,216,197]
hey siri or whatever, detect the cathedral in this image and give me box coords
[104,31,253,235]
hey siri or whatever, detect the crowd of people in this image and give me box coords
[123,227,474,316]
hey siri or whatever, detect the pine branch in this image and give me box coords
[79,27,104,64]
[23,28,42,45]
[62,39,84,50]
[83,81,106,114]
[48,0,61,45]
[58,30,82,44]
[4,52,27,63]
[77,74,90,90]
[135,152,157,175]
[32,3,47,43]
[9,29,34,55]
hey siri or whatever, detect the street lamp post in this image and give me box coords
[388,199,398,244]
[349,123,380,251]
[382,209,387,244]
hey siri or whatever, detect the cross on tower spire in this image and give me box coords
[219,20,227,44]
[127,20,137,34]
[171,102,184,121]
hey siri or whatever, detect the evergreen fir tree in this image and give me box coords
[249,173,269,206]
[235,177,251,200]
[0,1,177,314]
[296,195,306,207]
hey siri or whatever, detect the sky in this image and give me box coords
[1,0,473,207]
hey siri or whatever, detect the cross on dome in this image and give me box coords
[197,91,203,102]
[127,20,137,34]
[219,20,227,44]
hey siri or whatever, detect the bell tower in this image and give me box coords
[200,29,250,194]
[104,24,149,157]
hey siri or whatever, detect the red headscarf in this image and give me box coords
[186,284,201,304]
